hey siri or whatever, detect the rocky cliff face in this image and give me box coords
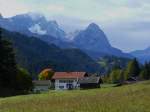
[73,23,132,58]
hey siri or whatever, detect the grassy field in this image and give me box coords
[0,81,150,112]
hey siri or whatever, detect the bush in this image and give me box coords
[15,68,33,94]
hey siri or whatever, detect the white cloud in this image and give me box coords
[0,0,31,17]
[103,20,150,52]
[46,4,65,12]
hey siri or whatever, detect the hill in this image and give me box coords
[0,81,150,112]
[1,28,102,76]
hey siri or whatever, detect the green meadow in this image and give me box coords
[0,81,150,112]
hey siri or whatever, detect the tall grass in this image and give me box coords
[0,81,150,112]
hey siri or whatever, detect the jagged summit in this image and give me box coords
[74,22,111,52]
[0,13,66,38]
[73,23,131,58]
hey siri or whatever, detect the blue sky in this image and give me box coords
[0,0,150,52]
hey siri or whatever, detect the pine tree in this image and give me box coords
[139,62,150,80]
[124,58,140,80]
[0,28,18,95]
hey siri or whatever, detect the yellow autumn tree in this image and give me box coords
[38,68,54,80]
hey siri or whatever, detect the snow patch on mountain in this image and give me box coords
[29,24,47,35]
[66,30,80,41]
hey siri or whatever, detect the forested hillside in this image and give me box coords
[1,28,102,77]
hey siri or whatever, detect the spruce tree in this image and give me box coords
[0,28,18,95]
[139,62,150,80]
[124,58,140,80]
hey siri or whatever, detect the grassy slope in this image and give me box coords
[0,81,150,112]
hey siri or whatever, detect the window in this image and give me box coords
[59,80,66,83]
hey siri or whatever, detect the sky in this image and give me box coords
[0,0,150,52]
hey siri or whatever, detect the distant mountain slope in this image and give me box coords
[74,23,132,59]
[130,47,150,63]
[1,28,102,76]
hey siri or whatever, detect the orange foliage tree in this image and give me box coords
[38,68,54,80]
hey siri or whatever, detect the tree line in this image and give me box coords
[0,28,32,97]
[103,58,150,84]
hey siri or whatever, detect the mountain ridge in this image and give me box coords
[0,13,66,39]
[0,13,132,59]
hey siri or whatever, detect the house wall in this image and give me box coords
[33,80,52,92]
[55,79,79,90]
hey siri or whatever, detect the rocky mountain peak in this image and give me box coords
[87,23,100,31]
[74,23,111,52]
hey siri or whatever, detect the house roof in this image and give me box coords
[33,80,51,86]
[78,77,100,84]
[52,72,86,79]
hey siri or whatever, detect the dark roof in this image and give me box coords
[78,77,100,84]
[33,80,51,86]
[127,77,137,81]
[52,72,86,79]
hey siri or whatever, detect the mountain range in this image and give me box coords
[0,13,132,60]
[0,13,149,66]
[2,12,150,77]
[0,13,66,39]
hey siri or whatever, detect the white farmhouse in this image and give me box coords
[52,72,88,90]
